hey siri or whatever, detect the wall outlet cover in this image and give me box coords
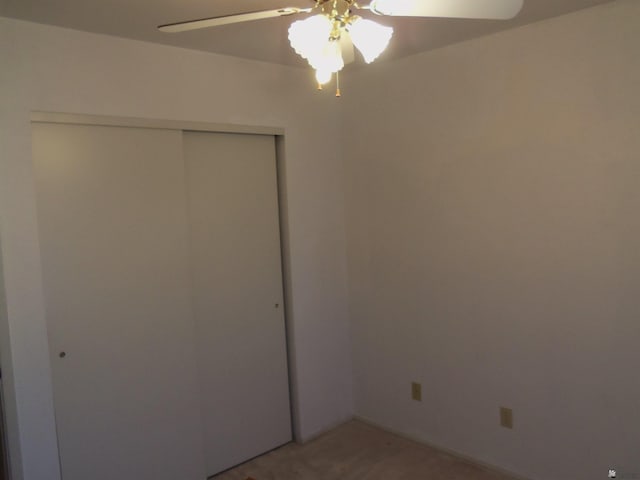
[411,382,422,402]
[500,407,513,429]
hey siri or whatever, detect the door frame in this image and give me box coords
[29,111,299,476]
[31,112,284,137]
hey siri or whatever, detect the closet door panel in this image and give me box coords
[32,123,205,480]
[183,131,291,475]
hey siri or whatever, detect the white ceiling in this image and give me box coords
[0,0,615,67]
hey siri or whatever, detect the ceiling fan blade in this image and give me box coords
[340,32,355,65]
[369,0,524,20]
[158,7,312,33]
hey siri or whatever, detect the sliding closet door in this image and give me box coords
[32,123,205,480]
[183,132,291,475]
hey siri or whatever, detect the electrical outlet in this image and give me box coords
[500,407,513,429]
[411,382,422,402]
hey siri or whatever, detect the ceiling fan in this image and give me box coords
[159,0,524,92]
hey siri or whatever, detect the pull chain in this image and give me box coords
[336,71,341,97]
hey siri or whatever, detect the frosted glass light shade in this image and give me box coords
[348,18,393,63]
[289,15,344,75]
[310,39,344,73]
[288,15,333,64]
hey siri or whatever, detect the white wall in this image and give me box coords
[0,18,353,480]
[344,1,640,479]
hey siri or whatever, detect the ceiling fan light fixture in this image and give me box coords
[348,18,393,64]
[288,14,333,63]
[160,0,526,94]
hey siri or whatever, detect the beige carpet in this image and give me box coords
[212,420,518,480]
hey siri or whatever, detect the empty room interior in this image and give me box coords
[0,1,638,480]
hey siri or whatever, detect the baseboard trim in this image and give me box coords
[295,415,355,445]
[354,415,533,480]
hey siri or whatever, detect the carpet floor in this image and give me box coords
[212,420,519,480]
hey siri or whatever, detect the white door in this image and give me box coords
[33,123,292,480]
[32,123,206,480]
[183,131,291,476]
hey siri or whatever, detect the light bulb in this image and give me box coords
[309,39,344,73]
[348,18,393,64]
[315,69,332,85]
